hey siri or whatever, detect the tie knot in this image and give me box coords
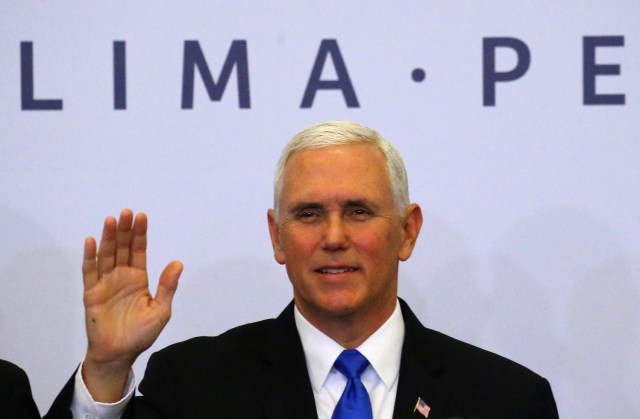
[334,349,370,379]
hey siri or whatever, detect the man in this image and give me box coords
[0,359,41,419]
[46,121,558,418]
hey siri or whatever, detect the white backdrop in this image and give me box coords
[1,2,638,417]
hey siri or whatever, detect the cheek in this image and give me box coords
[355,225,402,259]
[353,236,390,265]
[357,232,402,293]
[280,227,318,257]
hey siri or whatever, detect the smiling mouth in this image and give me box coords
[317,268,357,274]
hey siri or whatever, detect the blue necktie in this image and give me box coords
[331,349,373,419]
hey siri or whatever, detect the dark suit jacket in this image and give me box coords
[0,359,41,419]
[46,299,558,418]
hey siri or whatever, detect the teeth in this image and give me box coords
[321,268,352,274]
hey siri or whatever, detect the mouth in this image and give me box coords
[316,267,357,274]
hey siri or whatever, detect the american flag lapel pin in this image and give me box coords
[413,397,431,418]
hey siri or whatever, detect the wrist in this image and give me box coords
[82,356,134,403]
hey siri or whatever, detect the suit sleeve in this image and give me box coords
[43,369,77,419]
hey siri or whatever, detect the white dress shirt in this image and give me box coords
[71,299,405,419]
[71,365,134,419]
[294,299,405,419]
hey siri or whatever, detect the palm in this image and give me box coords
[85,265,163,362]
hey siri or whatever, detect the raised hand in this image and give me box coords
[81,209,183,402]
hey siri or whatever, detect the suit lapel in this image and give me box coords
[392,300,453,419]
[256,302,319,419]
[252,300,455,419]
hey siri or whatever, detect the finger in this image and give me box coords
[154,260,183,317]
[82,237,98,289]
[129,212,148,270]
[115,209,134,266]
[97,216,118,275]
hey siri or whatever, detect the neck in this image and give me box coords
[296,298,397,349]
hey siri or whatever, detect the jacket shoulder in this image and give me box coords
[147,317,280,374]
[420,326,545,382]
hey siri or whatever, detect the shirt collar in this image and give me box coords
[294,300,405,393]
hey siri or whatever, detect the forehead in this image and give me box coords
[284,143,387,177]
[280,143,392,202]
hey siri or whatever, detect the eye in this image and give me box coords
[348,207,372,220]
[296,209,322,222]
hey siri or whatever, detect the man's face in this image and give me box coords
[268,143,422,331]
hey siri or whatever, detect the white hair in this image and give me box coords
[273,121,409,217]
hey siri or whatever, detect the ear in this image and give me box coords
[267,209,286,265]
[398,203,423,261]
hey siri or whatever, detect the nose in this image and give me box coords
[322,214,349,251]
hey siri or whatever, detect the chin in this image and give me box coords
[295,286,372,318]
[310,294,365,319]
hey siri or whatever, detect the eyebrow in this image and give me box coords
[344,199,378,210]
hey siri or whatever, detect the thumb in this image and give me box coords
[155,260,183,312]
